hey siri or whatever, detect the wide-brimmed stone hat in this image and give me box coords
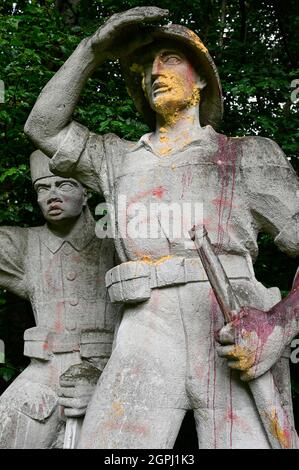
[121,24,223,130]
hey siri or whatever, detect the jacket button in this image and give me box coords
[69,298,79,306]
[67,272,77,281]
[63,244,72,255]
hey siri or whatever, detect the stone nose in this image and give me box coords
[47,187,62,204]
[151,55,164,79]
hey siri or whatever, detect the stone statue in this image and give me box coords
[0,151,119,448]
[24,7,299,448]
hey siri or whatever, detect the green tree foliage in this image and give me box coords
[0,0,298,426]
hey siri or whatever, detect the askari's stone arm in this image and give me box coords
[24,7,168,157]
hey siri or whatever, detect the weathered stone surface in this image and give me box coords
[23,7,298,449]
[0,152,119,448]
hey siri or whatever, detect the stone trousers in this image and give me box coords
[79,279,279,449]
[0,352,81,449]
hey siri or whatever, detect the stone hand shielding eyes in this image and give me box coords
[89,6,169,60]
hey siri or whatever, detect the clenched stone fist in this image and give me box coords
[58,362,101,418]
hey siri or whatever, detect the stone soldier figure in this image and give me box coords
[24,7,299,448]
[0,151,118,448]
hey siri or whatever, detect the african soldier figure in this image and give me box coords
[0,151,118,448]
[24,7,298,448]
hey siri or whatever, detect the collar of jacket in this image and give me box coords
[129,125,217,155]
[39,206,96,254]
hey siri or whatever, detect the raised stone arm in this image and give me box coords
[24,7,168,157]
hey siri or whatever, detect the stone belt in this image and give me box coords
[23,327,114,361]
[105,255,252,304]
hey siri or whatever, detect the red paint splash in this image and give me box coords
[208,288,222,448]
[212,198,238,209]
[128,186,166,206]
[213,135,239,253]
[229,283,299,385]
[180,167,193,199]
[125,186,167,259]
[44,253,61,292]
[103,420,150,437]
[217,407,253,434]
[234,285,299,347]
[152,187,165,199]
[209,135,240,447]
[54,301,64,334]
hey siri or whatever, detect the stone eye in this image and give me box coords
[59,182,74,191]
[162,55,181,65]
[37,186,49,195]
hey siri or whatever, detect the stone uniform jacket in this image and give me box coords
[0,208,119,369]
[49,122,299,263]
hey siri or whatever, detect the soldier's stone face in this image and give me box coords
[141,43,200,114]
[34,176,87,224]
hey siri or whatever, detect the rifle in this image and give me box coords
[64,417,83,449]
[189,224,298,449]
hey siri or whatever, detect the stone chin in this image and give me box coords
[151,85,201,123]
[43,211,67,225]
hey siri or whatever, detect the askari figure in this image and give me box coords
[0,151,119,448]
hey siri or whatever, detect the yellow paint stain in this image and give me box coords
[159,127,168,133]
[228,345,255,370]
[153,71,200,126]
[171,164,176,170]
[140,255,173,266]
[268,408,291,448]
[186,115,196,124]
[111,401,125,418]
[159,146,173,156]
[187,30,208,54]
[174,132,191,148]
[188,86,200,107]
[159,135,170,143]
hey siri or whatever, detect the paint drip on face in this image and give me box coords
[151,70,200,123]
[132,61,200,124]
